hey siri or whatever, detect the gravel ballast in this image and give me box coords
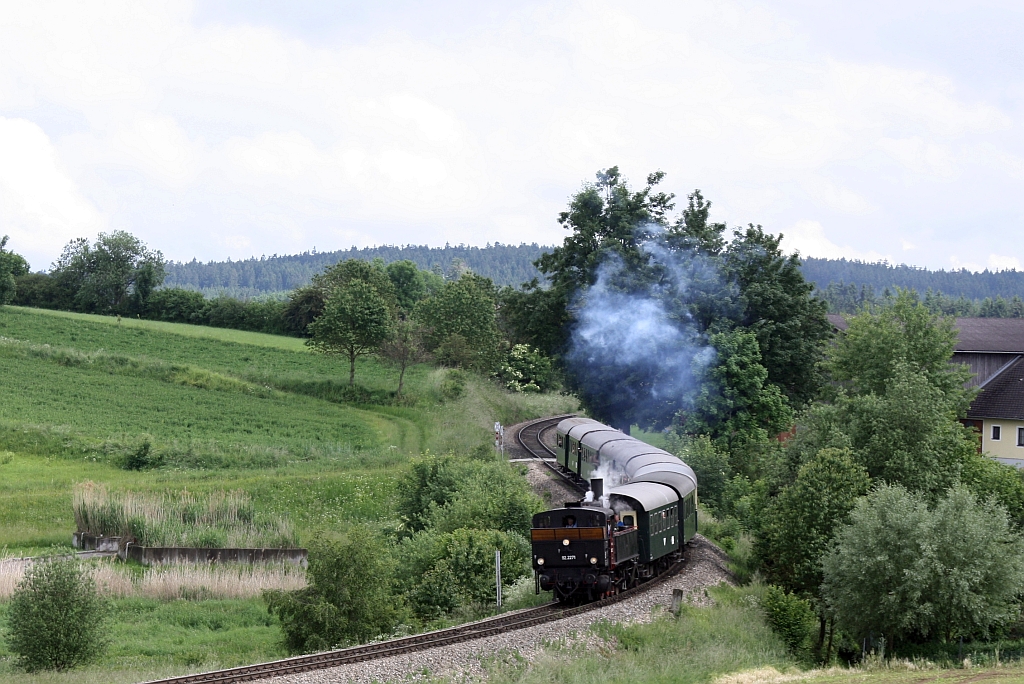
[265,536,734,684]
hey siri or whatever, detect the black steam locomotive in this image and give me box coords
[532,418,697,602]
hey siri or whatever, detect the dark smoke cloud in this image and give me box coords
[566,229,730,429]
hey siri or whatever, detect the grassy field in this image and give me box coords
[0,305,576,680]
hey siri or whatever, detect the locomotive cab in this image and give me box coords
[531,505,612,601]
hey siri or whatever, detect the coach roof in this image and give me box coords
[609,481,679,510]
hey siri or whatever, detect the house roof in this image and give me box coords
[955,319,1024,353]
[967,356,1024,420]
[827,315,1024,354]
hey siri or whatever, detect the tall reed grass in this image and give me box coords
[73,482,298,548]
[0,559,306,600]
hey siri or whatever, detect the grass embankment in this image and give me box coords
[0,305,576,680]
[487,583,1024,684]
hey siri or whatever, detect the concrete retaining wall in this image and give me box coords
[122,545,308,567]
[72,533,121,552]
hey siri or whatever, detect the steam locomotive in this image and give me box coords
[532,417,697,602]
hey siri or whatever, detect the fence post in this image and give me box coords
[671,589,684,616]
[495,549,502,607]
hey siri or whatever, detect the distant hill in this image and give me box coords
[164,243,548,297]
[801,257,1024,301]
[165,246,1024,309]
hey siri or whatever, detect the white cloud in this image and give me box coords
[780,220,889,262]
[0,117,104,266]
[989,254,1021,272]
[0,1,1019,270]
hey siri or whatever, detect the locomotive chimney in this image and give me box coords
[590,478,604,499]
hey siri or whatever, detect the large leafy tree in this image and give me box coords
[519,167,828,434]
[415,274,502,371]
[823,484,1024,646]
[50,231,165,314]
[756,447,870,598]
[307,280,393,386]
[0,235,30,305]
[286,259,397,333]
[682,329,794,450]
[725,225,831,406]
[830,289,971,409]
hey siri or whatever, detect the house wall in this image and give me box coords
[981,419,1024,467]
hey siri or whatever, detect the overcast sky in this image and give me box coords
[1,1,1022,272]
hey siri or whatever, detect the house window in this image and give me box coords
[993,425,1002,441]
[1018,427,1024,447]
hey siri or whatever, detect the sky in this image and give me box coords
[1,1,1023,272]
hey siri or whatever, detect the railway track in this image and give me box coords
[138,415,685,684]
[514,414,586,493]
[141,557,685,684]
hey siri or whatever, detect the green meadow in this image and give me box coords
[0,305,576,680]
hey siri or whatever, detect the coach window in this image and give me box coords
[993,425,1002,441]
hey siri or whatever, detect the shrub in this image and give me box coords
[761,585,815,653]
[265,531,405,653]
[494,344,556,392]
[6,557,109,671]
[397,527,531,619]
[439,368,467,400]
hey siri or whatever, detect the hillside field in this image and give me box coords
[0,305,575,681]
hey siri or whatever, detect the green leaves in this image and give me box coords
[7,558,109,671]
[756,448,869,597]
[307,280,393,385]
[0,235,29,306]
[829,289,972,410]
[822,484,1024,642]
[266,530,404,652]
[50,231,165,315]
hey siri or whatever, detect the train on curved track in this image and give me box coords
[531,417,698,603]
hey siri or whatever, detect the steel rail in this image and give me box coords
[513,414,586,494]
[140,556,685,684]
[138,415,686,684]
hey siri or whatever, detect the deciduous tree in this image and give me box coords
[50,231,165,314]
[307,281,393,386]
[378,318,431,396]
[822,485,1024,645]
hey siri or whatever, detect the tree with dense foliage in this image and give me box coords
[829,289,971,408]
[415,274,502,370]
[756,448,870,598]
[725,225,831,406]
[285,258,398,335]
[823,485,1024,646]
[519,167,828,435]
[307,280,393,386]
[0,235,29,305]
[385,259,442,314]
[266,532,404,653]
[378,319,431,396]
[6,558,108,672]
[683,329,794,450]
[50,231,165,314]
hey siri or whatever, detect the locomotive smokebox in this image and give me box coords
[590,478,604,499]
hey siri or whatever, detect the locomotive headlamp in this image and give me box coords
[562,539,570,546]
[537,558,545,565]
[590,557,598,564]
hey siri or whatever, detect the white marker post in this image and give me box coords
[495,549,502,607]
